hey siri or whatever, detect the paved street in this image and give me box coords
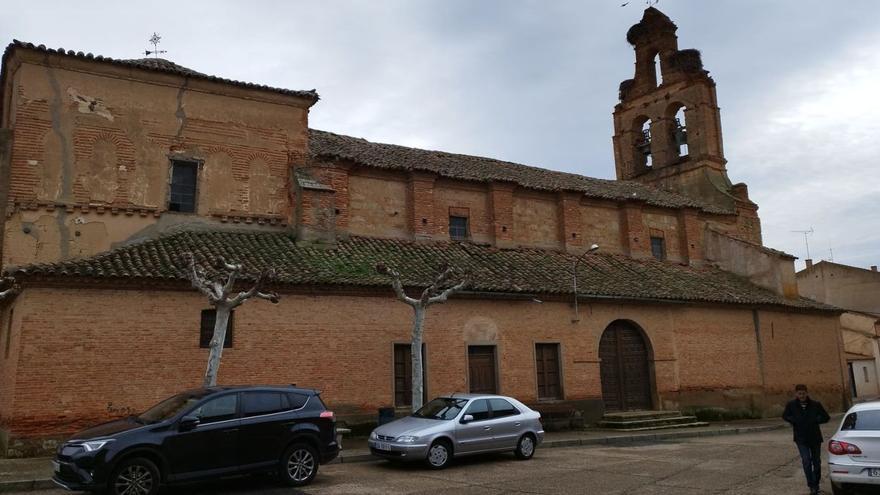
[23,427,880,494]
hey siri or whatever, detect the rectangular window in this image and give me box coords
[394,343,426,407]
[168,160,198,213]
[200,309,234,348]
[535,343,562,400]
[650,236,666,261]
[449,216,469,241]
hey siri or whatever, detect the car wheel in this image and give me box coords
[426,440,452,470]
[514,434,536,460]
[108,457,160,495]
[279,442,319,487]
[831,482,853,495]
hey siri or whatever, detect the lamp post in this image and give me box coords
[572,244,599,323]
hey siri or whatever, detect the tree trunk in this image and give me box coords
[411,306,426,412]
[204,305,231,387]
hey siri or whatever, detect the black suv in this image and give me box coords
[52,385,338,494]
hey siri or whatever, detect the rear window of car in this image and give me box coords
[242,392,288,417]
[842,411,880,431]
[489,398,520,418]
[288,392,310,410]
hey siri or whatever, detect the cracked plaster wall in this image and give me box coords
[3,58,309,266]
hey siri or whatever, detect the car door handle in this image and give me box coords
[483,426,491,430]
[515,422,521,427]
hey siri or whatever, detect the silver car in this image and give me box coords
[368,394,544,469]
[829,401,880,494]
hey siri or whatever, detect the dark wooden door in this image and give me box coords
[468,346,497,394]
[535,344,561,399]
[599,322,651,411]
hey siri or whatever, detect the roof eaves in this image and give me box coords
[3,40,320,104]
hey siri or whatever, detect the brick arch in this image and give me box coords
[599,319,655,412]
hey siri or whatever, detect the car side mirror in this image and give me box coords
[179,415,199,432]
[460,414,474,424]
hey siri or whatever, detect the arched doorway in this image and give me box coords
[599,320,653,411]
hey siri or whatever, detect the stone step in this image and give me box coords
[597,420,710,432]
[601,410,684,421]
[598,415,704,430]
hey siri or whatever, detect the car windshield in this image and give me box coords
[412,398,469,420]
[842,410,880,431]
[137,392,207,424]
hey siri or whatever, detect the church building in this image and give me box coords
[0,8,845,456]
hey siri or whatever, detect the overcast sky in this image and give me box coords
[2,0,878,271]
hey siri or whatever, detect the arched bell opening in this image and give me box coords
[666,102,689,160]
[631,116,653,172]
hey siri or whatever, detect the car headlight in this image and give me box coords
[396,435,418,443]
[369,431,378,440]
[81,439,114,452]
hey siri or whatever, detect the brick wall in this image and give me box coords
[0,286,845,454]
[4,58,310,267]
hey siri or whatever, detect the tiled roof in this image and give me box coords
[7,230,834,311]
[2,40,319,103]
[309,129,732,214]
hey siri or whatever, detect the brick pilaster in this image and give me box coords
[488,182,515,248]
[620,202,649,259]
[678,208,703,266]
[409,172,436,240]
[559,192,583,253]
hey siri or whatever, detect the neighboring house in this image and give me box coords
[798,261,880,400]
[0,8,845,456]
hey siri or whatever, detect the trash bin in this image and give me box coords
[378,407,396,425]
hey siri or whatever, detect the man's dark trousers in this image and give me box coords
[796,441,822,489]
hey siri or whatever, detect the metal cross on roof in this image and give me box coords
[145,32,167,58]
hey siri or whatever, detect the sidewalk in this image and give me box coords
[0,417,787,493]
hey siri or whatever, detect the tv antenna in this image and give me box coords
[791,227,814,260]
[145,32,167,58]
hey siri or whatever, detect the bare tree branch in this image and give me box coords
[182,252,281,386]
[376,262,419,307]
[427,278,469,305]
[375,261,467,411]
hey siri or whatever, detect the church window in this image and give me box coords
[636,119,653,169]
[200,309,234,348]
[650,236,666,261]
[673,106,688,157]
[449,215,469,241]
[168,160,198,213]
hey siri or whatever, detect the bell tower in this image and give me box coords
[612,8,749,215]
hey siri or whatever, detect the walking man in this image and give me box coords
[783,384,831,495]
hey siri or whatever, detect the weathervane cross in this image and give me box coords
[145,32,167,58]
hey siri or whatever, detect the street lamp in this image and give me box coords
[572,244,599,323]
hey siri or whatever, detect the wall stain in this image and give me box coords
[174,78,190,140]
[45,64,72,259]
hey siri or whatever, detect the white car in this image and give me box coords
[367,394,544,469]
[829,401,880,494]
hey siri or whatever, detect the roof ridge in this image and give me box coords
[3,40,319,102]
[308,129,732,215]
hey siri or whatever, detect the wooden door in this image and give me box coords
[535,344,562,399]
[599,322,651,411]
[468,346,497,394]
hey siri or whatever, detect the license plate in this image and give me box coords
[870,468,880,477]
[376,442,393,451]
[51,460,60,474]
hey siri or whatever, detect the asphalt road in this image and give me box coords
[25,427,880,494]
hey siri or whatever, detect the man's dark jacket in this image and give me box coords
[782,397,830,446]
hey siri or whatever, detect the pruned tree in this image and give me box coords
[184,253,280,387]
[0,276,20,301]
[376,262,468,411]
